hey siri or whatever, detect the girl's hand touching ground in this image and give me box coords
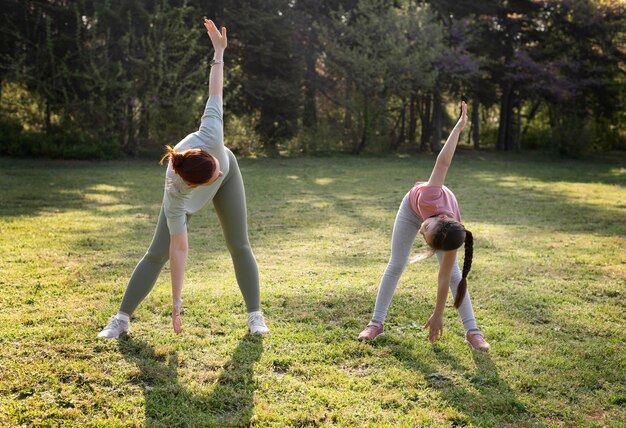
[424,313,444,344]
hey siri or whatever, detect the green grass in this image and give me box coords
[0,153,624,427]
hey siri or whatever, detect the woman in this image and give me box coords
[98,19,268,338]
[358,100,490,350]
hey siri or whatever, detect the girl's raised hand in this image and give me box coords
[456,101,468,131]
[204,18,227,51]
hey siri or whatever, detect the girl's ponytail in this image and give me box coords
[453,230,473,308]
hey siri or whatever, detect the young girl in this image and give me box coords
[98,19,268,339]
[358,101,489,350]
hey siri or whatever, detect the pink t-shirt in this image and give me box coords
[408,182,461,222]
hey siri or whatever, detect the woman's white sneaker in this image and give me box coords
[97,316,129,339]
[247,311,269,335]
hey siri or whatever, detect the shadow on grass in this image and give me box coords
[268,279,547,425]
[118,333,263,427]
[458,154,625,186]
[457,173,625,237]
[377,335,540,427]
[0,159,163,219]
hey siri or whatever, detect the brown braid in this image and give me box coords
[453,230,473,309]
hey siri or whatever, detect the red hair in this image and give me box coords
[160,145,216,185]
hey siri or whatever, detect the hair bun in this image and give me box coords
[171,153,185,169]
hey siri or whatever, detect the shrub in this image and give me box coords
[0,119,121,160]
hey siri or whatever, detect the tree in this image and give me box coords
[224,0,303,154]
[321,0,442,153]
[1,0,84,133]
[398,1,443,152]
[84,0,207,154]
[0,0,207,155]
[532,0,626,154]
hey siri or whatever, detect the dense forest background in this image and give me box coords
[0,0,624,158]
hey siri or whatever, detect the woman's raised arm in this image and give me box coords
[204,18,227,98]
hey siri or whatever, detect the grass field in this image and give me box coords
[0,153,624,427]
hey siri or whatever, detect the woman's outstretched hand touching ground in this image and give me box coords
[172,300,182,335]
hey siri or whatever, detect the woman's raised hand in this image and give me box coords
[204,18,227,51]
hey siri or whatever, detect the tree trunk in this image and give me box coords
[419,93,432,152]
[302,30,317,130]
[125,101,136,156]
[514,103,521,151]
[45,99,52,134]
[260,109,279,156]
[408,93,417,149]
[355,97,369,154]
[521,99,541,139]
[497,82,513,151]
[138,103,150,152]
[343,78,356,151]
[472,97,480,150]
[430,89,442,153]
[391,98,406,151]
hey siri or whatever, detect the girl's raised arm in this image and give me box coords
[427,100,468,188]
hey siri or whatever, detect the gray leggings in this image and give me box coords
[371,193,477,330]
[119,151,260,315]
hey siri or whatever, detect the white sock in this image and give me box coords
[115,313,130,322]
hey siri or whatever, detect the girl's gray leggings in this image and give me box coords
[119,151,260,315]
[372,193,477,330]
